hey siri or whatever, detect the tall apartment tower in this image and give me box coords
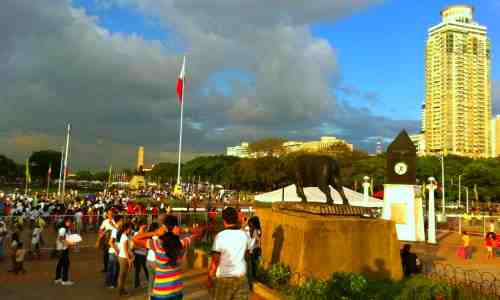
[492,115,500,157]
[424,5,491,158]
[137,146,144,170]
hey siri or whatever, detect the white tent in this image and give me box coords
[254,185,383,208]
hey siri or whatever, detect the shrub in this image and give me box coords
[326,272,368,300]
[267,263,292,289]
[292,278,329,300]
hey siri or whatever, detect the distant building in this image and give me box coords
[283,136,353,154]
[420,103,426,133]
[226,142,250,158]
[492,115,500,157]
[409,133,426,156]
[424,5,492,158]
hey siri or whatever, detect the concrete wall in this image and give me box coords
[256,208,403,282]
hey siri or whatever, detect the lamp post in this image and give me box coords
[427,177,437,244]
[362,176,370,204]
[458,174,462,209]
[440,153,445,216]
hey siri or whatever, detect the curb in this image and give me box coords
[253,282,287,300]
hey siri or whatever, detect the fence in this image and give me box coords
[0,210,254,251]
[425,261,500,298]
[438,215,500,237]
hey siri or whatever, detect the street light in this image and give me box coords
[427,177,437,244]
[439,153,445,216]
[458,174,462,209]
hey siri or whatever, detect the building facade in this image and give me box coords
[424,5,491,158]
[492,115,500,157]
[226,142,250,158]
[283,136,353,153]
[409,133,426,156]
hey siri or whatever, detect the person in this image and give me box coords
[106,215,123,288]
[246,216,262,289]
[209,207,252,300]
[400,244,421,277]
[461,231,471,260]
[117,222,134,296]
[0,220,7,261]
[133,220,149,289]
[133,215,205,300]
[485,232,496,259]
[54,217,77,285]
[8,232,20,272]
[97,208,116,273]
[488,220,496,237]
[146,222,160,297]
[31,224,43,259]
[14,241,27,274]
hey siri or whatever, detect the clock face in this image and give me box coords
[394,162,408,175]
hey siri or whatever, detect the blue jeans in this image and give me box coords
[106,254,119,287]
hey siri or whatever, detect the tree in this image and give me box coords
[0,154,22,182]
[29,150,62,182]
[75,170,93,181]
[248,138,286,156]
[149,162,178,183]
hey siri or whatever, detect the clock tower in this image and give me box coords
[385,130,417,185]
[382,130,424,242]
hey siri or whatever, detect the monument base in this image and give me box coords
[256,208,403,283]
[129,176,146,190]
[257,208,402,283]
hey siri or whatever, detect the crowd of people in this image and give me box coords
[0,188,262,300]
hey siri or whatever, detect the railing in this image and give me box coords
[425,261,500,297]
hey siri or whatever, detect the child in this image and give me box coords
[485,232,495,259]
[31,224,42,259]
[14,241,27,274]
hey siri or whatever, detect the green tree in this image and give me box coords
[75,170,93,181]
[29,150,62,182]
[0,154,22,181]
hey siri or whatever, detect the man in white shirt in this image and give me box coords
[105,215,123,288]
[97,208,116,273]
[54,217,77,286]
[209,207,251,300]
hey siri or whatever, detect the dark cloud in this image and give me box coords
[0,0,420,170]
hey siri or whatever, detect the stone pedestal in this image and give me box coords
[256,208,403,283]
[382,184,425,242]
[129,176,146,190]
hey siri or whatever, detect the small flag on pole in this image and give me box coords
[176,56,186,103]
[48,164,52,180]
[25,159,31,184]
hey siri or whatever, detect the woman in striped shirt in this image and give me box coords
[133,215,204,300]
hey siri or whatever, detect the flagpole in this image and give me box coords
[25,158,30,196]
[57,146,64,197]
[61,123,71,201]
[175,56,186,192]
[46,165,51,196]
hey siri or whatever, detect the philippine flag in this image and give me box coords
[176,56,186,103]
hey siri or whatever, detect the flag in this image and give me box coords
[47,164,52,180]
[25,159,31,184]
[176,56,186,103]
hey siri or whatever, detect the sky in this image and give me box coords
[0,0,499,170]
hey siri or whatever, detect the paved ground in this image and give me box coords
[410,230,500,275]
[0,227,264,300]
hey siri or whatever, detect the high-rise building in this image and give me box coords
[137,146,144,170]
[492,115,500,157]
[424,5,492,158]
[420,103,426,133]
[409,133,426,156]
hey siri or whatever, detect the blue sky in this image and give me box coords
[71,0,499,123]
[2,0,499,167]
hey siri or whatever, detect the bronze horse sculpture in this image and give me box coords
[292,154,349,205]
